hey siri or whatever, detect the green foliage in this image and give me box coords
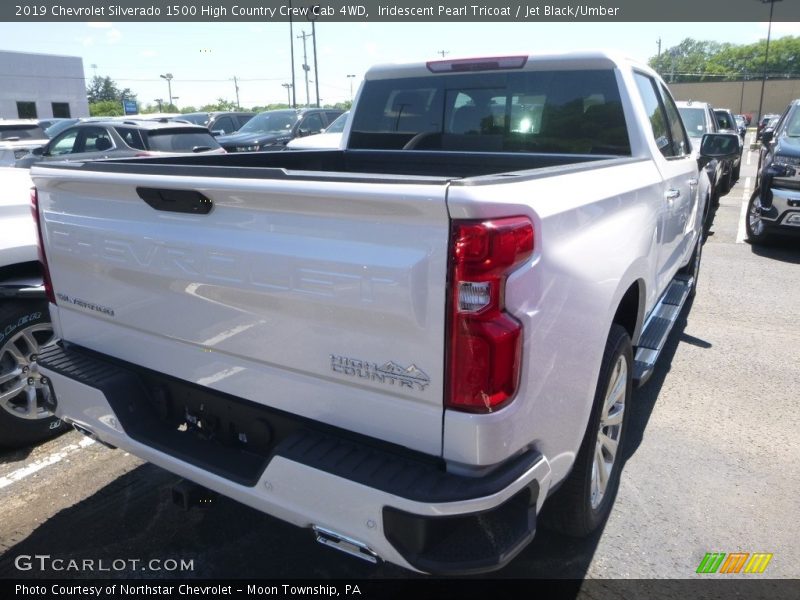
[88,101,124,117]
[650,36,800,83]
[87,75,135,103]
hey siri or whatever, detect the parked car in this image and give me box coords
[747,99,800,244]
[178,112,255,136]
[677,100,725,203]
[31,51,738,574]
[0,167,64,447]
[734,115,747,141]
[217,108,344,152]
[757,115,780,143]
[283,111,349,150]
[15,119,225,168]
[757,113,780,137]
[0,120,49,162]
[714,108,743,183]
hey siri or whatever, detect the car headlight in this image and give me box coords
[235,145,260,152]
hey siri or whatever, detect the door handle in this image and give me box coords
[665,189,681,201]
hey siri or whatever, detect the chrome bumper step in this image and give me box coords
[633,275,693,387]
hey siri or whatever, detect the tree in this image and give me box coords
[86,75,135,103]
[88,100,124,117]
[650,36,800,83]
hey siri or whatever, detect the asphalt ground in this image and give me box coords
[0,134,798,585]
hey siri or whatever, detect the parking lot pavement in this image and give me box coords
[0,142,798,579]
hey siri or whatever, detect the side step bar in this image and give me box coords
[633,274,693,387]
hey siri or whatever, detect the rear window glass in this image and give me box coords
[0,124,46,141]
[179,114,210,125]
[349,69,630,155]
[678,107,708,137]
[145,129,221,152]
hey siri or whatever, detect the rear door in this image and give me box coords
[633,72,697,294]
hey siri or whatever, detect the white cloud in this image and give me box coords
[106,28,122,44]
[79,36,94,47]
[140,50,158,58]
[87,22,113,29]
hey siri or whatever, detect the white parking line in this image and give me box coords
[0,436,94,490]
[736,176,753,244]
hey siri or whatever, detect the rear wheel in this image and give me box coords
[543,324,632,537]
[0,301,64,448]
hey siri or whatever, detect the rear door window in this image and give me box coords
[633,73,671,157]
[213,116,236,134]
[114,126,147,150]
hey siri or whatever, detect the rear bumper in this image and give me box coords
[38,343,551,574]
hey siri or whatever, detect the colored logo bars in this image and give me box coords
[696,552,773,574]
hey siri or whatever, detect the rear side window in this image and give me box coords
[0,124,46,141]
[349,69,630,155]
[659,84,689,157]
[145,129,221,152]
[114,126,147,150]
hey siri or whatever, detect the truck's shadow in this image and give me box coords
[0,304,704,587]
[748,237,800,264]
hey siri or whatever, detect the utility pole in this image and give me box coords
[347,74,356,102]
[232,76,241,109]
[656,38,662,62]
[288,0,297,107]
[297,30,312,107]
[154,98,163,111]
[756,0,782,123]
[160,73,174,108]
[311,19,320,107]
[437,50,449,58]
[282,83,293,107]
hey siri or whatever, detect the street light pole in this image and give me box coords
[756,0,782,123]
[282,83,293,106]
[347,74,356,102]
[159,73,174,108]
[232,76,240,109]
[288,0,297,108]
[297,30,312,107]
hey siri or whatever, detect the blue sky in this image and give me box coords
[1,20,798,109]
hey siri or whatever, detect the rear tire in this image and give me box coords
[0,301,64,448]
[542,324,632,537]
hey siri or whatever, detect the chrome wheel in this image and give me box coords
[0,323,56,420]
[748,196,765,237]
[591,354,626,509]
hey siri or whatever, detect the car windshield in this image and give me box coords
[237,111,296,134]
[145,129,221,152]
[44,119,80,138]
[0,124,46,141]
[178,113,210,125]
[678,107,707,138]
[782,110,800,137]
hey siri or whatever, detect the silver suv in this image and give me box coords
[676,100,726,203]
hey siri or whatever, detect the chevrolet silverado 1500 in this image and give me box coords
[30,52,737,574]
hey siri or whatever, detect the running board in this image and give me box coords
[633,274,693,387]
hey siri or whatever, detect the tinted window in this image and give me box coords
[179,113,210,125]
[300,113,325,134]
[213,116,235,134]
[326,112,349,133]
[349,69,630,155]
[634,73,671,157]
[79,127,114,152]
[114,126,147,150]
[145,129,221,152]
[659,84,689,156]
[0,124,46,141]
[715,111,735,130]
[17,101,37,119]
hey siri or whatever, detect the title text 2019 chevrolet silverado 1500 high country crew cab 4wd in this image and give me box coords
[30,52,737,574]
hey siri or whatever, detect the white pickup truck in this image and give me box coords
[31,52,738,574]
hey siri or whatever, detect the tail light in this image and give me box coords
[30,188,56,304]
[446,217,534,413]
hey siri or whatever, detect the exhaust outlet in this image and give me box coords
[312,526,379,564]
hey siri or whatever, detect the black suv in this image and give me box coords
[217,108,343,152]
[177,111,255,136]
[748,99,800,243]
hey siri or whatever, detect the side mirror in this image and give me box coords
[297,128,309,137]
[32,146,45,156]
[699,133,740,167]
[760,129,774,145]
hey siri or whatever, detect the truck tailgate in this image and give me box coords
[33,167,450,455]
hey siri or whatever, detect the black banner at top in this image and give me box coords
[2,0,800,22]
